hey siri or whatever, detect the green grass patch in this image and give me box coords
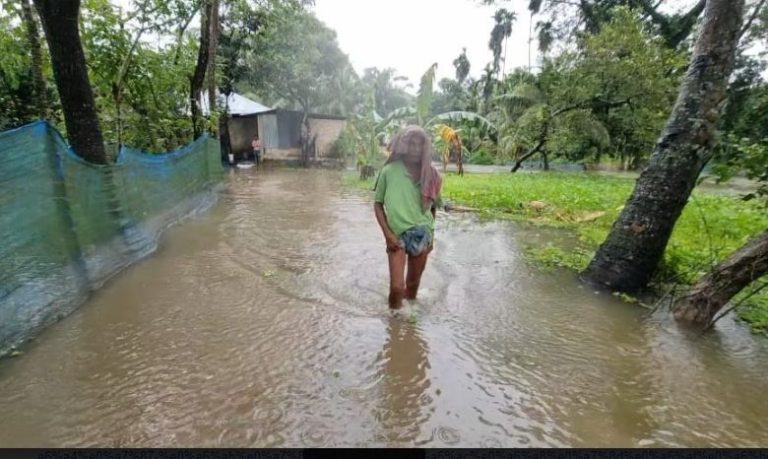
[344,170,768,332]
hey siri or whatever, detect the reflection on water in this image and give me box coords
[376,318,431,445]
[0,168,767,447]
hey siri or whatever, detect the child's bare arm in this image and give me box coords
[374,203,400,251]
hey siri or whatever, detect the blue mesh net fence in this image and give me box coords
[0,121,223,355]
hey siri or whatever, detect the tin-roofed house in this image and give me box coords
[201,91,275,164]
[202,91,347,166]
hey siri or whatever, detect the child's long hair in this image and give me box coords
[377,125,442,211]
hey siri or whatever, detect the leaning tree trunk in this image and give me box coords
[206,0,220,136]
[674,230,768,325]
[190,0,213,139]
[580,0,746,292]
[34,0,107,164]
[219,91,232,162]
[21,0,47,120]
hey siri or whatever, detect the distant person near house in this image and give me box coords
[251,135,263,165]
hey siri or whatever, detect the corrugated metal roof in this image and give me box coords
[200,91,274,116]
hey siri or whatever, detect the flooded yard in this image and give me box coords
[0,168,766,447]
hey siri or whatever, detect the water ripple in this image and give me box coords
[0,169,767,447]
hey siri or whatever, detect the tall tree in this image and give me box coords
[453,48,470,85]
[248,5,352,114]
[504,0,707,51]
[581,0,747,292]
[489,8,516,78]
[218,0,266,157]
[20,0,46,119]
[247,4,353,165]
[361,67,412,116]
[206,0,220,134]
[190,0,213,138]
[33,0,107,164]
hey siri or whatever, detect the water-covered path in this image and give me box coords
[1,168,766,447]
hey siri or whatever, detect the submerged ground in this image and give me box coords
[0,168,766,447]
[351,166,768,332]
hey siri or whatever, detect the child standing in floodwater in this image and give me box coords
[373,125,443,310]
[251,134,263,165]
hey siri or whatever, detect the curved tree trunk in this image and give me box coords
[190,0,213,139]
[206,0,220,136]
[21,0,47,120]
[511,138,545,172]
[219,93,232,163]
[34,0,107,164]
[580,0,746,292]
[674,230,768,325]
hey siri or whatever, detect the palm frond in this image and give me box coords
[570,111,611,147]
[427,111,497,133]
[378,106,416,130]
[495,83,545,107]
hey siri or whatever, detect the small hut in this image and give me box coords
[201,92,275,162]
[202,92,347,164]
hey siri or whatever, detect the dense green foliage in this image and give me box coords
[244,2,359,116]
[0,0,357,151]
[0,3,54,130]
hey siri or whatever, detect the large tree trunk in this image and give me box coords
[206,0,220,135]
[219,92,232,162]
[34,0,107,164]
[21,0,47,120]
[580,0,746,292]
[190,0,213,139]
[674,230,768,325]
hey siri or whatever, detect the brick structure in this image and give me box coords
[308,116,346,158]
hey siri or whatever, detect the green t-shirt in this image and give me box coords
[374,161,442,237]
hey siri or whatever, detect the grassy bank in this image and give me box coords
[344,171,768,333]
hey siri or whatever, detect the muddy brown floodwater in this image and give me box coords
[1,168,767,447]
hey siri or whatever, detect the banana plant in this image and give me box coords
[433,123,467,174]
[380,63,497,169]
[379,64,496,130]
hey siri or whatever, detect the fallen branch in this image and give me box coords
[702,281,768,333]
[445,204,478,213]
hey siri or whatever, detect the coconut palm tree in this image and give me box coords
[489,9,517,79]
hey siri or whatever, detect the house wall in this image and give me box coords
[308,118,346,158]
[227,113,345,161]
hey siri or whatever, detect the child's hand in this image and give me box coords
[385,232,401,252]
